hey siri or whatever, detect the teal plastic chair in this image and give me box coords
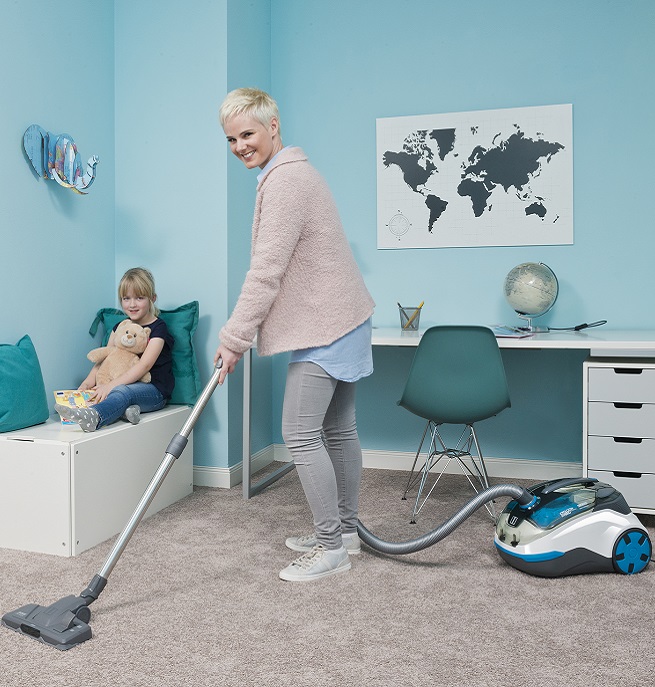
[398,325,511,522]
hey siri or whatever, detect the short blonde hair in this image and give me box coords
[118,267,159,316]
[219,87,282,137]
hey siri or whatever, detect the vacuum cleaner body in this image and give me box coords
[495,478,652,577]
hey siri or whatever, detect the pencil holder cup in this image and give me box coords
[399,305,421,331]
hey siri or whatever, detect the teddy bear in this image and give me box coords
[87,319,152,385]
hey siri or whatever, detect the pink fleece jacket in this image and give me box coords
[219,147,375,357]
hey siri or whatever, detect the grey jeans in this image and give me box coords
[282,362,363,550]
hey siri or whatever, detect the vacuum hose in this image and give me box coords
[357,483,536,555]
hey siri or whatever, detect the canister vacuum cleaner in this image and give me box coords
[494,477,652,577]
[2,367,651,651]
[359,476,652,578]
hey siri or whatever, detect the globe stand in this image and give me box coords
[516,314,548,333]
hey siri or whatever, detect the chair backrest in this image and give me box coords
[398,325,511,424]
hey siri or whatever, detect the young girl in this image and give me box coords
[56,267,175,432]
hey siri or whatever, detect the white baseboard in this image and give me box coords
[361,448,582,480]
[193,446,277,489]
[193,444,582,488]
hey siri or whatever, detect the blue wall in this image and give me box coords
[0,1,115,397]
[225,0,274,468]
[114,0,232,469]
[3,1,654,471]
[267,0,655,462]
[114,0,274,470]
[271,0,653,329]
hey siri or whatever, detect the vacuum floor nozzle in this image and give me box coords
[2,595,93,651]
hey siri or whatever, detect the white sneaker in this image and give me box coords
[285,531,361,555]
[279,545,351,582]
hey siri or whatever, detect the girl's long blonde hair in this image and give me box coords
[118,267,159,316]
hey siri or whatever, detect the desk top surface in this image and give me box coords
[372,327,655,354]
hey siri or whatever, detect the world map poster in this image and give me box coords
[377,104,573,249]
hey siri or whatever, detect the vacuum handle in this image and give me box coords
[541,477,598,495]
[178,361,223,439]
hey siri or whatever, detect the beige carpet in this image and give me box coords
[1,468,653,687]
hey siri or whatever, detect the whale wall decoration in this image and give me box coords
[23,124,99,195]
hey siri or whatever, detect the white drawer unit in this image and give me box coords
[583,359,655,514]
[0,406,193,556]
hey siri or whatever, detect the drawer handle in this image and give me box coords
[613,437,643,444]
[614,368,643,375]
[613,471,642,479]
[613,402,643,409]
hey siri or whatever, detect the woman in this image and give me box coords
[215,88,375,582]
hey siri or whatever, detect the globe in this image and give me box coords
[504,262,559,331]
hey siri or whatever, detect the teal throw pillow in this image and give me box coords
[89,301,201,405]
[0,335,49,432]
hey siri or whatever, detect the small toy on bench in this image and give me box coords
[53,389,96,426]
[87,319,152,385]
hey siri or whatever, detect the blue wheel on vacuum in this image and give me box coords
[612,529,652,575]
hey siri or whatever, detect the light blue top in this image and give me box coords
[257,146,291,184]
[290,318,373,382]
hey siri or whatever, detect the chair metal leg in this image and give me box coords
[406,422,496,522]
[469,425,495,519]
[409,424,452,522]
[402,421,431,500]
[441,425,495,519]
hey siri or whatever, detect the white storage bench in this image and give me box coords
[0,405,193,557]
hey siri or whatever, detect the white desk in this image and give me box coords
[242,328,655,499]
[372,327,655,356]
[373,327,655,514]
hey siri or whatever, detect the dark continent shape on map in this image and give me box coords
[457,177,492,217]
[383,125,564,231]
[424,194,448,232]
[382,151,436,192]
[458,131,564,216]
[526,202,547,218]
[429,128,456,161]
